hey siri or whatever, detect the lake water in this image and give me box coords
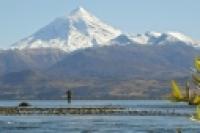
[0,100,199,133]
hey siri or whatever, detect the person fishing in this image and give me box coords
[66,90,72,104]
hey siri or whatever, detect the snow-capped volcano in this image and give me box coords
[12,7,200,52]
[12,7,121,52]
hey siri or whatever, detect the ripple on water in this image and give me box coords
[0,100,199,132]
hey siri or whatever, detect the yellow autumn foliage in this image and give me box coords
[171,80,183,100]
[194,106,200,120]
[192,74,200,85]
[192,96,200,105]
[194,57,200,72]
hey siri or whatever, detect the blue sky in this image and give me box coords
[0,0,199,48]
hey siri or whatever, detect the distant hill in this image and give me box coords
[0,43,198,99]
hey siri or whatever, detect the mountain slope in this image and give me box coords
[0,49,65,75]
[49,42,198,80]
[0,43,198,99]
[12,7,121,52]
[128,31,200,47]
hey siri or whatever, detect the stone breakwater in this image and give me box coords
[0,107,192,116]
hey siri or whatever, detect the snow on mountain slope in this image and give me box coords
[127,31,200,47]
[128,32,161,45]
[12,7,200,52]
[166,32,198,46]
[12,7,121,52]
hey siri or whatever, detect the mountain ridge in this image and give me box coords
[11,7,200,52]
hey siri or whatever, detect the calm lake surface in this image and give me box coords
[0,100,199,133]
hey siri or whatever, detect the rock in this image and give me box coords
[18,102,31,107]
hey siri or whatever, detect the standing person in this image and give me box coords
[66,90,72,104]
[176,128,181,133]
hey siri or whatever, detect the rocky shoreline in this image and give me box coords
[0,107,191,116]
